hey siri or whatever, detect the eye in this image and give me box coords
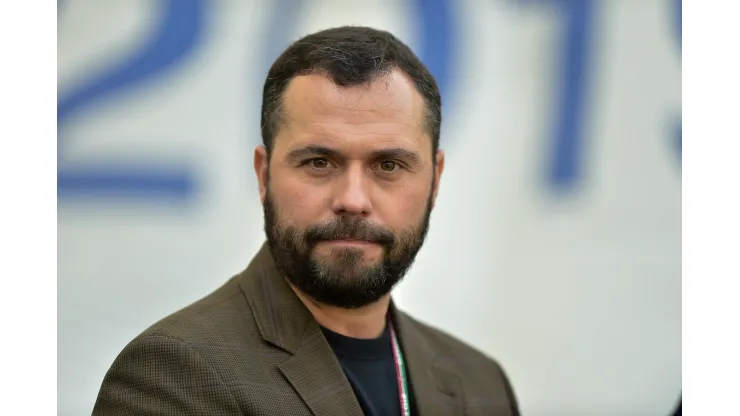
[379,160,399,172]
[309,158,330,169]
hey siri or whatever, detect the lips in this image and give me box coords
[305,221,395,247]
[321,238,378,245]
[331,236,375,242]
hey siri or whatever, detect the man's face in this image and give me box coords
[255,70,445,309]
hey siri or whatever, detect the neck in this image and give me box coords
[288,282,391,339]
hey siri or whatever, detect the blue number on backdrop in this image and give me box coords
[546,0,594,192]
[514,0,596,193]
[519,0,681,191]
[57,0,206,201]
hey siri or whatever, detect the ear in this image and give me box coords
[254,146,269,204]
[431,150,445,208]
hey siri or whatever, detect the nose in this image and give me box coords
[331,164,372,217]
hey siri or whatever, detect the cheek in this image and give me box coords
[272,179,328,227]
[378,184,430,230]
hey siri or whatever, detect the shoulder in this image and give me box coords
[93,273,271,406]
[137,273,257,346]
[92,275,253,415]
[105,271,273,381]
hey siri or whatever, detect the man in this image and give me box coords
[92,26,519,416]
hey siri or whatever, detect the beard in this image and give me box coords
[263,188,433,309]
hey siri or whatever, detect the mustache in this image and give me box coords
[304,217,395,247]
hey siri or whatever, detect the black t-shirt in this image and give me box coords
[321,323,417,416]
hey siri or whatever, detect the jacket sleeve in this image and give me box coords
[91,334,242,416]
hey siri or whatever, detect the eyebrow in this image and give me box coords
[286,145,422,165]
[286,145,340,161]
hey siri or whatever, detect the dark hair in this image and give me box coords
[260,26,442,156]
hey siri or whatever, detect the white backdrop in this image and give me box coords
[58,1,681,415]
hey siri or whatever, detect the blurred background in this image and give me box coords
[58,0,681,415]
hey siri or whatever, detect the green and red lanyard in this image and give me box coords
[389,320,411,416]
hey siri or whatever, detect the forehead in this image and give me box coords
[276,70,430,152]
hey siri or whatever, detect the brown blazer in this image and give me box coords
[92,243,519,416]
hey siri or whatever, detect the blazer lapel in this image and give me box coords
[391,304,467,416]
[239,243,364,416]
[278,323,365,416]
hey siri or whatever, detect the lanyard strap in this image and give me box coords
[389,321,411,416]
